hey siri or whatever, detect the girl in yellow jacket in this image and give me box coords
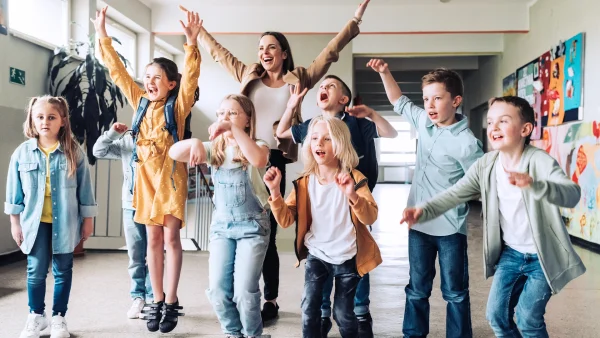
[264,116,381,338]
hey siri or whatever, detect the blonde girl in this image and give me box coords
[6,96,96,338]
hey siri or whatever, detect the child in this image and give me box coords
[169,94,270,338]
[92,122,153,319]
[276,75,396,337]
[6,96,97,338]
[265,116,381,338]
[93,6,201,333]
[401,96,586,337]
[368,58,483,337]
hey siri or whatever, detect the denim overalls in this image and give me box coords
[206,165,270,337]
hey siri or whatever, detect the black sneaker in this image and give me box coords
[142,301,164,332]
[321,317,332,338]
[159,299,184,333]
[357,313,374,338]
[261,302,279,322]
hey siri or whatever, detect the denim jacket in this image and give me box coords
[4,139,97,254]
[92,128,135,210]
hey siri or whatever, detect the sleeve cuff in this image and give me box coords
[4,202,24,215]
[393,96,409,114]
[79,204,98,218]
[106,128,122,141]
[268,195,286,210]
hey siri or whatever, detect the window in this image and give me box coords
[8,0,68,47]
[99,18,137,76]
[377,119,417,165]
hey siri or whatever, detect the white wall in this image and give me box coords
[499,0,600,123]
[193,33,354,251]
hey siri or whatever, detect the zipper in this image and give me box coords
[292,179,300,261]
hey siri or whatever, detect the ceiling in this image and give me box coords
[140,0,533,5]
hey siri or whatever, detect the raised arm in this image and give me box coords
[168,138,207,167]
[175,10,202,124]
[367,59,402,104]
[93,7,144,109]
[276,85,308,139]
[346,105,399,138]
[209,122,270,168]
[265,167,297,228]
[92,123,128,160]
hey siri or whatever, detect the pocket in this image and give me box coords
[18,162,39,190]
[220,182,246,207]
[59,161,77,188]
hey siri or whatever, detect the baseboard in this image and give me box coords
[0,250,26,266]
[570,235,600,254]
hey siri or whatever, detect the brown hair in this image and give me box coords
[421,68,464,100]
[23,96,80,177]
[324,75,352,108]
[210,94,257,168]
[146,57,200,105]
[488,96,535,145]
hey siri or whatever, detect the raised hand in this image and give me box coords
[355,0,371,21]
[180,9,203,45]
[400,207,423,228]
[336,172,358,202]
[346,104,374,118]
[264,167,282,197]
[90,6,108,38]
[112,122,128,134]
[209,121,232,140]
[287,85,309,110]
[11,223,23,246]
[507,171,533,188]
[367,59,389,73]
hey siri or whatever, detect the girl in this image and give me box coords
[169,94,271,338]
[263,116,381,338]
[181,1,371,322]
[92,6,202,333]
[6,96,97,338]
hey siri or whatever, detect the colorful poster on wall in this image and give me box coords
[547,56,566,126]
[531,121,600,245]
[563,33,584,111]
[517,59,546,139]
[502,73,517,97]
[0,0,7,35]
[537,51,552,128]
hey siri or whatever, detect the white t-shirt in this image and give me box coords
[304,174,357,264]
[248,79,291,150]
[203,140,270,209]
[496,155,537,254]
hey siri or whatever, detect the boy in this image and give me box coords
[277,74,397,337]
[92,122,153,319]
[368,58,483,338]
[401,96,586,337]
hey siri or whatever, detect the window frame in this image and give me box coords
[376,115,417,166]
[7,0,70,49]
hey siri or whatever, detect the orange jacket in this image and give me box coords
[268,169,382,276]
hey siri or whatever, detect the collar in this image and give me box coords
[426,113,470,136]
[27,138,64,152]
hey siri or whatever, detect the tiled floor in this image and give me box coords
[1,184,599,337]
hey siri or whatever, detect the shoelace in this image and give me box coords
[25,318,41,331]
[52,320,67,331]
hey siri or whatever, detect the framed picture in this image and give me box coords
[0,0,7,36]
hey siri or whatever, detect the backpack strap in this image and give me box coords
[163,93,181,191]
[129,97,151,194]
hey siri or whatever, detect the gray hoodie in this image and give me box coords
[418,145,586,294]
[92,128,135,210]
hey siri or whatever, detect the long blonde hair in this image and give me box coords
[300,115,358,177]
[23,96,80,177]
[210,94,257,168]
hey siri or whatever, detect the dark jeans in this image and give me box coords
[262,149,287,301]
[403,230,472,338]
[302,254,361,338]
[27,223,74,316]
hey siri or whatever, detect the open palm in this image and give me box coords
[180,10,203,42]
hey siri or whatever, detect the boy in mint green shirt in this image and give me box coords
[402,96,585,337]
[369,58,483,337]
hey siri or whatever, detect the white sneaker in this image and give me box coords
[127,297,145,319]
[20,312,48,338]
[50,315,70,338]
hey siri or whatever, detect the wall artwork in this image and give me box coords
[531,121,600,245]
[0,0,7,36]
[502,72,517,97]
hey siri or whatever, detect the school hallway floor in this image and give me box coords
[1,185,599,337]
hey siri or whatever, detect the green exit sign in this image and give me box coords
[9,67,26,86]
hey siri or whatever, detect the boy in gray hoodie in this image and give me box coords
[401,96,585,337]
[93,122,153,319]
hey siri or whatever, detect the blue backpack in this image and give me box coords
[129,93,192,193]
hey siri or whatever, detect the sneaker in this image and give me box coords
[127,298,145,319]
[20,313,48,338]
[142,300,164,332]
[260,302,279,322]
[357,313,374,338]
[159,299,184,333]
[50,315,70,338]
[321,317,332,338]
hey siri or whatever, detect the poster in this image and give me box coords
[502,73,516,97]
[547,56,566,126]
[0,0,7,36]
[563,33,584,111]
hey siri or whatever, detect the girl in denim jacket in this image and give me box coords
[5,96,97,338]
[169,94,270,338]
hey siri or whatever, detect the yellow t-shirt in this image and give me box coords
[39,141,60,223]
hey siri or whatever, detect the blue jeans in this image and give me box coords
[303,254,361,338]
[486,246,552,338]
[123,209,153,301]
[27,222,74,316]
[321,270,370,317]
[403,230,472,338]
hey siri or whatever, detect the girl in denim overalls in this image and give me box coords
[170,94,271,338]
[6,96,97,338]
